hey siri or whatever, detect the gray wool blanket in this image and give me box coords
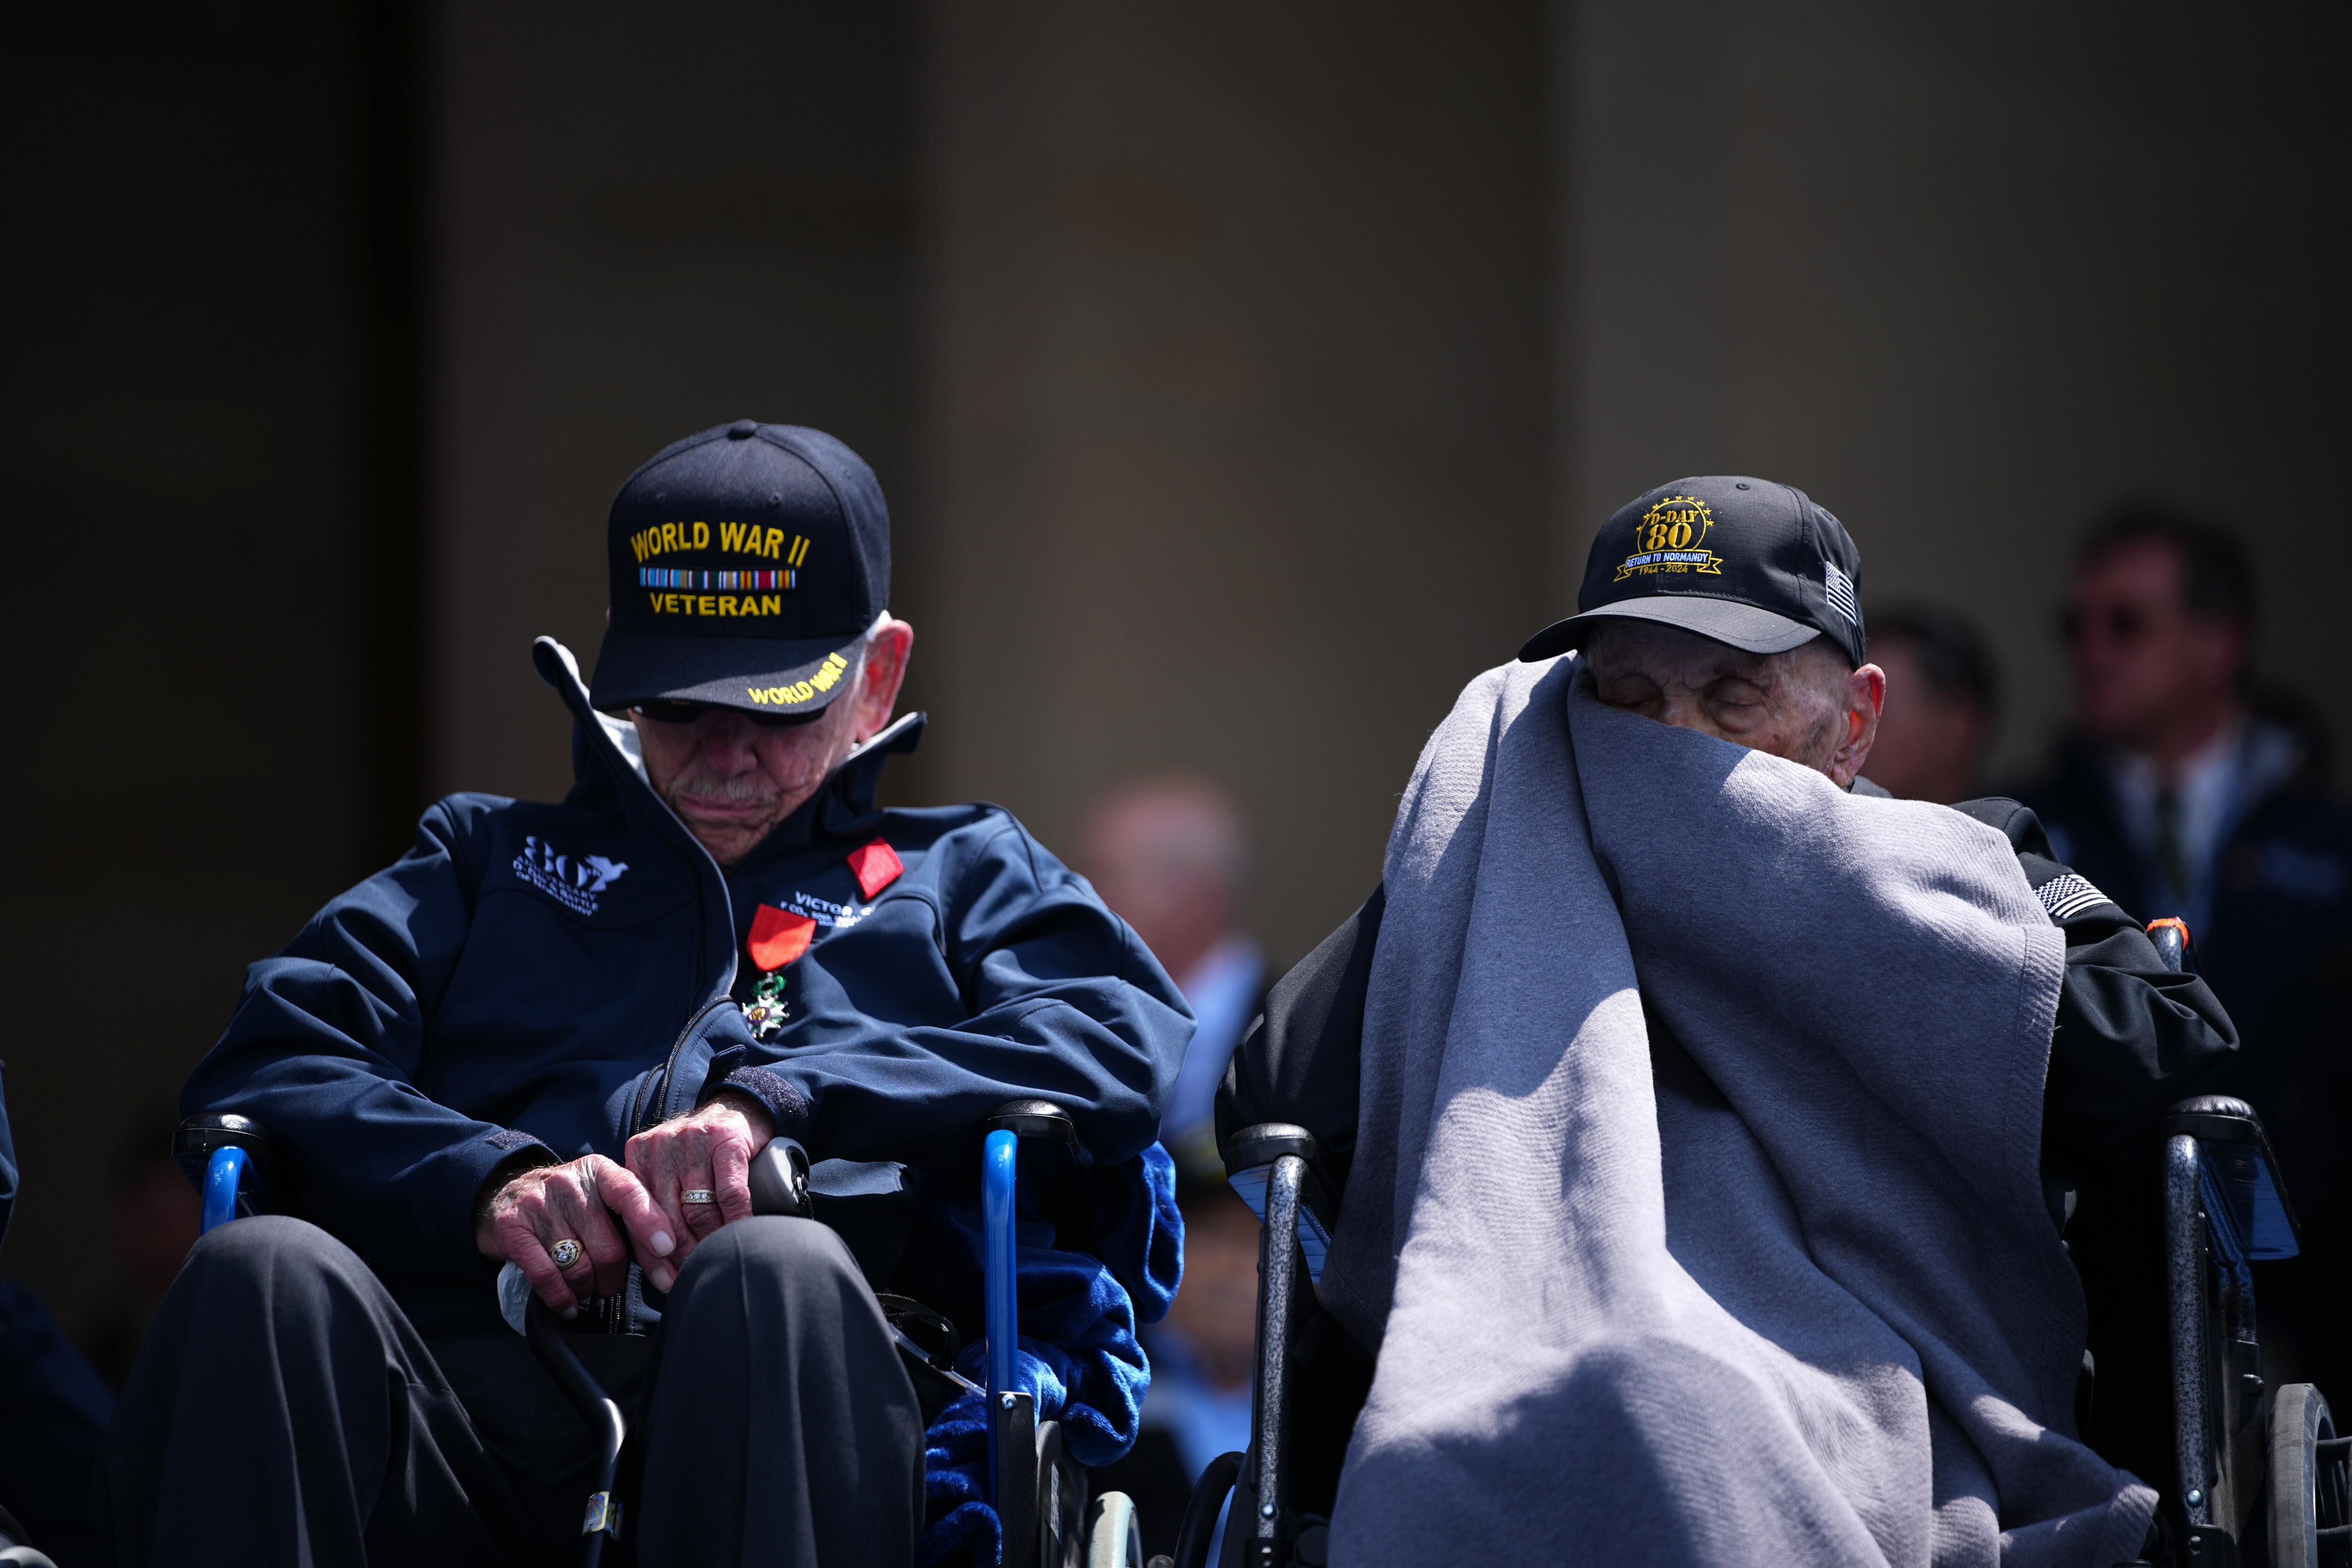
[1321,656,2156,1567]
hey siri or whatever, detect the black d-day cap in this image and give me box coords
[1518,475,1867,668]
[590,420,890,717]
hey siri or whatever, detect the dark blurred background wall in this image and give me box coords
[2,0,2345,1348]
[1,3,423,1336]
[1565,0,2352,777]
[918,1,1549,959]
[430,3,922,804]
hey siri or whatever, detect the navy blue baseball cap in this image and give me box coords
[590,420,890,717]
[1518,475,1867,668]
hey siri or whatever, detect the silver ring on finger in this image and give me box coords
[549,1237,584,1269]
[681,1189,717,1206]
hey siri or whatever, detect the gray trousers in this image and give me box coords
[103,1214,924,1568]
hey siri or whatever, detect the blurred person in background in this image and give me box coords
[0,1063,117,1566]
[1079,778,1265,1557]
[2016,498,2352,1408]
[1081,778,1264,1183]
[1859,604,1997,804]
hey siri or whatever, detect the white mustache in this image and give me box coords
[672,770,783,810]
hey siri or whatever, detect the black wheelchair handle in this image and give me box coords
[748,1138,811,1218]
[1222,1122,1318,1175]
[174,1114,276,1182]
[2145,917,2190,974]
[2164,1094,2264,1142]
[2165,1093,2303,1250]
[985,1098,1076,1143]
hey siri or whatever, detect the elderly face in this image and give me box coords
[1584,620,1884,788]
[633,620,914,867]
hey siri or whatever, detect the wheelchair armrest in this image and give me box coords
[985,1098,1076,1144]
[2165,1095,2300,1259]
[1222,1123,1339,1285]
[172,1114,275,1183]
[1222,1122,1317,1177]
[175,1114,280,1233]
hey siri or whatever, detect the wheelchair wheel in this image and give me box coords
[2268,1382,2350,1568]
[1083,1491,1144,1568]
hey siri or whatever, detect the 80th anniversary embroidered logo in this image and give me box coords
[513,835,629,917]
[1614,494,1724,581]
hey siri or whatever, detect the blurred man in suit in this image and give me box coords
[2016,499,2352,1409]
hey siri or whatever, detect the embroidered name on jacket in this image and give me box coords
[789,890,874,929]
[513,835,629,917]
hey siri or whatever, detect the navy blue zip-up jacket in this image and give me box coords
[184,639,1193,1337]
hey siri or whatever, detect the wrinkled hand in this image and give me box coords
[475,1155,675,1316]
[626,1091,775,1266]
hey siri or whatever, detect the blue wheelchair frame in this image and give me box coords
[189,1098,1091,1568]
[977,1098,1084,1565]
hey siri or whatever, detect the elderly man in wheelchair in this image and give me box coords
[108,423,1189,1568]
[1201,478,2346,1568]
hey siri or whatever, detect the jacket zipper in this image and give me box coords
[539,651,739,1139]
[634,992,735,1135]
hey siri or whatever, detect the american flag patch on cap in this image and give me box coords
[1823,562,1859,626]
[2036,873,2113,923]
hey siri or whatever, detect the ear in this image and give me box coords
[1828,662,1886,789]
[852,620,915,742]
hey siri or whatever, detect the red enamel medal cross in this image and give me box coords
[846,839,903,899]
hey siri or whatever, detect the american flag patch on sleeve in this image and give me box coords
[2035,873,2114,923]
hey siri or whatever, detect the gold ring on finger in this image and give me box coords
[681,1189,717,1205]
[549,1238,584,1269]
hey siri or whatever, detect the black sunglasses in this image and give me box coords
[631,700,826,730]
[2058,604,2159,647]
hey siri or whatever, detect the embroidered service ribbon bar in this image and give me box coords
[639,568,797,591]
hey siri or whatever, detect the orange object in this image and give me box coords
[847,838,904,899]
[746,904,816,971]
[2144,916,2193,971]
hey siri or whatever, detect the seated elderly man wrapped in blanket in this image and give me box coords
[1222,477,2236,1567]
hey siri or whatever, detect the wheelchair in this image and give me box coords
[177,1098,1152,1568]
[1185,920,2350,1568]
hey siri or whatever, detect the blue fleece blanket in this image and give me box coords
[902,1143,1182,1567]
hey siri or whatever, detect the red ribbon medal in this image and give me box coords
[747,903,816,971]
[743,904,816,1042]
[846,839,903,899]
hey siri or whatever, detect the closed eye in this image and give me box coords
[1704,679,1770,727]
[1596,678,1664,715]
